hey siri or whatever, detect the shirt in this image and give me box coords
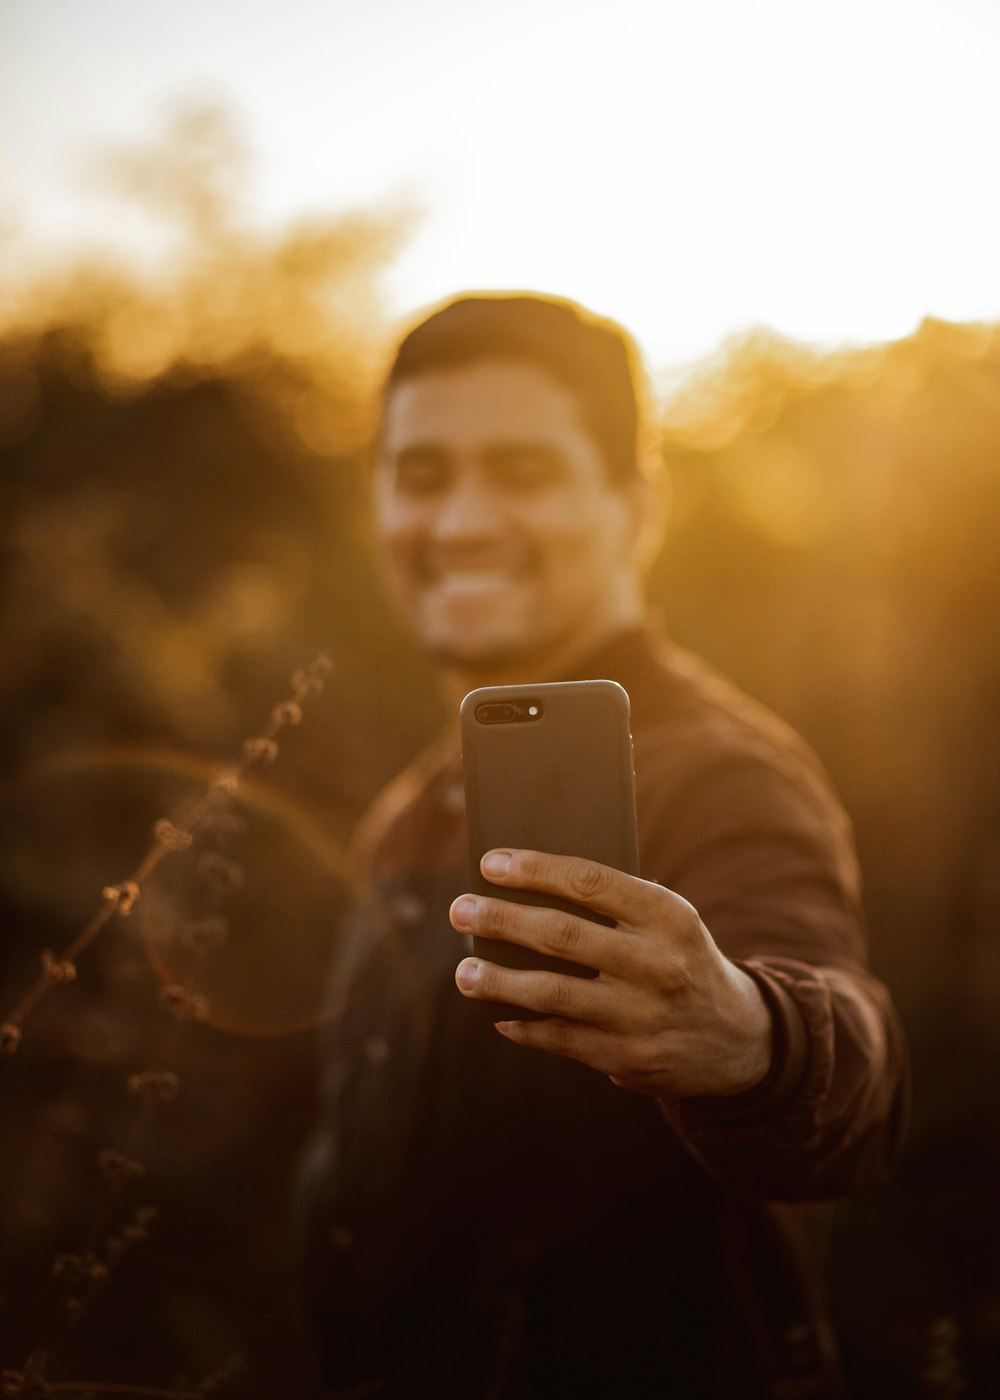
[301,626,908,1399]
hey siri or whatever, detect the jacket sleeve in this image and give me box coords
[661,955,909,1200]
[639,728,909,1202]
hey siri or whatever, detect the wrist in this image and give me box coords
[717,963,775,1097]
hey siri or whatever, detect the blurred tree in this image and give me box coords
[0,100,435,808]
[653,319,1000,1395]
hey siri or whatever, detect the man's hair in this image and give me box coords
[381,292,655,487]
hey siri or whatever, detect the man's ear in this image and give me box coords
[626,469,670,575]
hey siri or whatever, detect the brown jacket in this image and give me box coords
[303,627,908,1399]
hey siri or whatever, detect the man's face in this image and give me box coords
[374,358,643,683]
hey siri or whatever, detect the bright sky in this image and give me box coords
[3,0,1000,371]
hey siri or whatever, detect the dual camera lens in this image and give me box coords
[474,699,544,725]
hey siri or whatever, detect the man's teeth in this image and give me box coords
[433,571,517,594]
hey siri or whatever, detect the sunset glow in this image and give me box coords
[4,0,1000,368]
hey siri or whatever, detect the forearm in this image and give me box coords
[662,955,909,1201]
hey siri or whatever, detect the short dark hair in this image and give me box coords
[381,292,654,487]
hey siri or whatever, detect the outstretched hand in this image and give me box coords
[451,848,774,1101]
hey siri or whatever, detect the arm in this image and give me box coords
[451,848,908,1200]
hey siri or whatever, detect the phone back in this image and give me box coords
[460,679,638,1018]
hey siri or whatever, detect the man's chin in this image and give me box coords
[423,637,522,670]
[421,631,545,682]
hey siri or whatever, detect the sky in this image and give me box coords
[3,0,1000,372]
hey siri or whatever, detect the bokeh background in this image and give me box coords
[2,0,999,1394]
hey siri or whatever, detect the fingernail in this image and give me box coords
[495,1021,513,1035]
[456,959,480,990]
[451,895,477,928]
[482,850,511,878]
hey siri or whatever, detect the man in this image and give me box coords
[301,293,908,1398]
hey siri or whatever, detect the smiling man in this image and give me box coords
[300,293,907,1399]
[373,356,645,685]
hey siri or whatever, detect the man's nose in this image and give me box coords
[432,470,501,541]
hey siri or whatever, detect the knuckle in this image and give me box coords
[576,989,602,1022]
[541,972,574,1012]
[545,1018,573,1055]
[639,945,688,994]
[616,1038,656,1083]
[642,879,691,925]
[662,958,690,994]
[568,859,611,901]
[636,878,669,923]
[670,892,703,940]
[633,1034,661,1075]
[541,909,582,957]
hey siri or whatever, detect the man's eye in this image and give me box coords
[395,456,449,493]
[491,449,563,487]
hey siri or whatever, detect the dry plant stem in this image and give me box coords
[1,655,330,1048]
[86,1097,157,1252]
[19,869,220,1382]
[19,1203,159,1391]
[19,856,241,1384]
[13,1036,168,1388]
[5,658,329,1396]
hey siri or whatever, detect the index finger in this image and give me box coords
[479,848,661,928]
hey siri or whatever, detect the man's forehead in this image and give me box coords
[380,358,591,452]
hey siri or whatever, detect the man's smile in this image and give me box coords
[428,570,527,597]
[419,553,533,590]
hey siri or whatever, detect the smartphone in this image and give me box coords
[460,678,639,1021]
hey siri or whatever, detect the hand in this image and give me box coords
[451,848,774,1101]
